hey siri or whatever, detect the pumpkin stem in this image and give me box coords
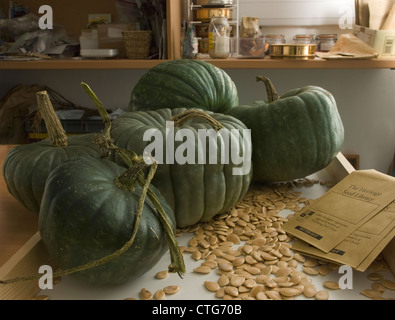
[256,76,280,102]
[81,82,112,141]
[171,109,224,132]
[114,155,148,192]
[36,91,68,147]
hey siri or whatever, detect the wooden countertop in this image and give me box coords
[0,145,38,267]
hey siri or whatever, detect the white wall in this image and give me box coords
[0,68,393,174]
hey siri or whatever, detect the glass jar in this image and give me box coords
[315,34,337,52]
[208,15,230,59]
[265,34,285,55]
[293,34,315,44]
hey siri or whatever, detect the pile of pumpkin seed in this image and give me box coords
[175,178,335,300]
[147,178,395,301]
[33,178,395,300]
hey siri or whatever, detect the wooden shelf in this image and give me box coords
[0,59,166,70]
[0,57,395,70]
[208,58,395,69]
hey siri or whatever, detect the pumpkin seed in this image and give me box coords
[323,281,340,290]
[232,257,245,267]
[140,288,153,300]
[204,281,220,292]
[163,285,180,295]
[218,274,230,287]
[381,279,395,290]
[303,266,319,275]
[192,250,202,261]
[230,276,245,287]
[367,273,383,281]
[244,278,257,288]
[244,266,260,275]
[371,282,386,292]
[155,270,169,279]
[193,266,211,274]
[249,285,264,298]
[361,289,382,299]
[318,265,330,276]
[303,258,318,268]
[314,290,329,300]
[218,263,234,272]
[216,288,225,298]
[303,285,317,298]
[280,287,301,297]
[224,286,239,297]
[201,260,218,269]
[293,253,306,263]
[154,289,165,300]
[256,291,269,300]
[266,290,282,300]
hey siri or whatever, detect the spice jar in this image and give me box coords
[293,34,315,44]
[315,34,337,52]
[208,14,230,59]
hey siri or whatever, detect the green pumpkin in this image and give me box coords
[228,76,344,182]
[38,156,177,285]
[1,92,102,214]
[129,59,239,114]
[111,108,252,227]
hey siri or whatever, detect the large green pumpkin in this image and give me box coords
[129,59,239,114]
[1,92,102,214]
[39,156,177,285]
[111,108,252,227]
[228,76,344,182]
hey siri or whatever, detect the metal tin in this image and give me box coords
[269,44,316,60]
[193,8,232,21]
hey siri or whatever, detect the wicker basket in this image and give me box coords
[122,30,152,59]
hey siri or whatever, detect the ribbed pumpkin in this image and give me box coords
[1,92,102,214]
[111,108,252,227]
[228,76,344,182]
[129,59,239,114]
[38,156,180,285]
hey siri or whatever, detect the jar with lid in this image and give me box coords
[293,34,315,44]
[315,34,337,52]
[265,34,285,55]
[208,14,230,59]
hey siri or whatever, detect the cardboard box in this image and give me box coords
[97,24,132,58]
[353,25,395,58]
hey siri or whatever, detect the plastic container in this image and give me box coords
[208,15,231,59]
[231,37,265,59]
